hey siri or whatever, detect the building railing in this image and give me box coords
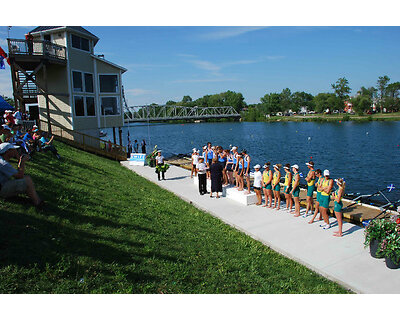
[7,38,67,61]
[37,120,127,161]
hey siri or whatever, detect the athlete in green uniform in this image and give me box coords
[333,178,345,237]
[290,164,301,216]
[304,161,316,218]
[319,169,334,229]
[308,169,323,224]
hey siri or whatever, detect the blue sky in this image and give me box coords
[1,26,400,105]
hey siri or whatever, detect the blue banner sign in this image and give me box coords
[129,153,146,166]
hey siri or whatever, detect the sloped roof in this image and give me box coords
[29,26,99,42]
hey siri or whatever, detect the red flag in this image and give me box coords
[0,46,10,65]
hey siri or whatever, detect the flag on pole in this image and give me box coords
[387,184,395,192]
[0,46,10,66]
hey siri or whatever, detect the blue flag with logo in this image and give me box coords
[0,56,5,69]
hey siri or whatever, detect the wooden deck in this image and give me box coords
[165,157,398,223]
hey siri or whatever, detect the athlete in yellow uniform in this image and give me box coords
[272,164,282,210]
[308,169,323,224]
[304,161,316,218]
[283,164,293,211]
[262,162,273,208]
[319,169,334,229]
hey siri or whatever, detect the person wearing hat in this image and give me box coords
[4,110,15,127]
[191,148,199,178]
[332,178,346,237]
[253,164,262,205]
[0,143,42,206]
[196,156,207,195]
[308,169,324,224]
[304,161,316,218]
[155,150,168,181]
[319,169,334,229]
[290,164,301,216]
[272,164,282,210]
[283,164,293,211]
[262,162,273,207]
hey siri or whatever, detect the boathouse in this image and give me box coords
[7,26,127,137]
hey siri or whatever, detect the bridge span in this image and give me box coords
[124,105,241,123]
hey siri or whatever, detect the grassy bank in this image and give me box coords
[244,112,400,123]
[0,142,350,293]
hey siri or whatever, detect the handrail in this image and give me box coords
[37,119,127,161]
[7,38,67,61]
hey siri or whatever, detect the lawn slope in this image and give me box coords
[0,142,350,293]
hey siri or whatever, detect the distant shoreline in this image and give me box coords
[241,113,400,123]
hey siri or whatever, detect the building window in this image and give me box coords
[84,73,94,93]
[74,96,96,117]
[74,96,85,116]
[71,34,90,52]
[73,71,94,93]
[72,71,83,92]
[99,75,118,93]
[86,97,96,116]
[101,97,120,115]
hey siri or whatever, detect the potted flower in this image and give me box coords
[364,219,396,258]
[379,231,400,269]
[146,145,158,167]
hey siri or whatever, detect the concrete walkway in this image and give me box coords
[121,162,400,294]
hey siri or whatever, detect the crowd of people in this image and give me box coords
[190,142,346,237]
[0,109,61,208]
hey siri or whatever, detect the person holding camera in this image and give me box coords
[0,143,43,206]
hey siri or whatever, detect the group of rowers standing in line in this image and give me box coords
[191,142,346,237]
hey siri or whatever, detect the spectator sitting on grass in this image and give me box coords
[22,128,38,154]
[0,124,13,143]
[0,143,43,207]
[38,132,61,159]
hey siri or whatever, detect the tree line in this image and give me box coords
[163,75,400,121]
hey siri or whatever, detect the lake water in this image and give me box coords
[106,121,400,202]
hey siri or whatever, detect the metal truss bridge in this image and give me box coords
[124,105,241,122]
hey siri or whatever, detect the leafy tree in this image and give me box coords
[313,93,336,113]
[292,91,314,112]
[331,77,351,104]
[385,82,400,112]
[357,86,377,100]
[377,75,390,112]
[166,100,176,106]
[260,93,281,114]
[222,90,246,112]
[351,95,371,115]
[280,88,292,112]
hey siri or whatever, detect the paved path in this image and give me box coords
[121,162,400,293]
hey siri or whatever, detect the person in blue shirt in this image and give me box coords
[38,132,61,159]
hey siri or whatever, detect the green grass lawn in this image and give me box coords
[0,142,350,293]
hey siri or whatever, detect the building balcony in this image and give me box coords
[7,38,67,68]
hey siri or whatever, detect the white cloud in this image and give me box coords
[198,27,269,40]
[190,60,221,74]
[0,38,7,46]
[126,88,158,96]
[171,78,238,84]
